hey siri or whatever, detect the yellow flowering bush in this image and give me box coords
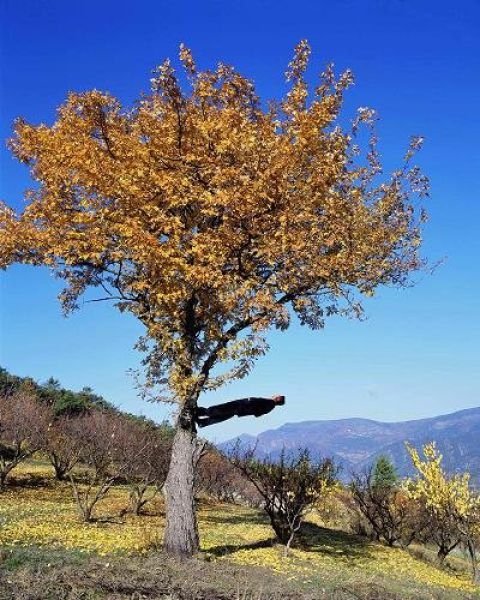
[406,443,480,517]
[405,442,480,572]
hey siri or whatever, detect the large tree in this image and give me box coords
[0,41,428,555]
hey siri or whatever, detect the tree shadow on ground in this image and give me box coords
[207,537,276,557]
[7,474,54,489]
[201,510,267,526]
[206,519,375,562]
[298,522,375,561]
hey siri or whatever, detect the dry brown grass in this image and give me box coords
[1,551,478,600]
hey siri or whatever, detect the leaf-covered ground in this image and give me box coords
[0,462,479,599]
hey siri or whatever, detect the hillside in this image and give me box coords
[220,406,480,481]
[1,462,478,599]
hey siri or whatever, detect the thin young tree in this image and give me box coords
[0,41,428,555]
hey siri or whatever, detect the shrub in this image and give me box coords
[231,447,337,554]
[350,466,421,547]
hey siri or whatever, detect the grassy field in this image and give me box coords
[0,462,479,599]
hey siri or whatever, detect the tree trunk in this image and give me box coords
[82,504,93,523]
[163,409,199,557]
[437,547,448,564]
[0,469,7,491]
[0,462,15,490]
[130,486,145,516]
[284,530,295,557]
[52,460,67,481]
[129,483,157,516]
[267,510,290,545]
[466,539,478,583]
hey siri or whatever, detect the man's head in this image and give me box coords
[272,395,286,405]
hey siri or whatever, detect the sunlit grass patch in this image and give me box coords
[0,477,163,555]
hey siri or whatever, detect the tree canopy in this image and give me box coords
[0,41,428,406]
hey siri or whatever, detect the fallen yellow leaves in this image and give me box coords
[0,463,477,594]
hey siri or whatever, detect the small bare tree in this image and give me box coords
[196,448,246,503]
[231,447,337,555]
[350,467,421,547]
[0,390,51,489]
[67,411,130,521]
[45,415,84,481]
[119,420,171,515]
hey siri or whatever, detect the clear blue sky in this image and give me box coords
[1,0,479,443]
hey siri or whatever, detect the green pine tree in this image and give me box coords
[372,455,398,489]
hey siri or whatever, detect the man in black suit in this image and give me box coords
[195,395,285,428]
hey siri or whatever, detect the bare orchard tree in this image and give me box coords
[231,447,337,555]
[350,467,422,547]
[67,410,131,522]
[45,415,84,481]
[195,448,245,503]
[119,420,172,516]
[0,390,51,489]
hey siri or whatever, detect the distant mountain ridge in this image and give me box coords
[219,406,480,482]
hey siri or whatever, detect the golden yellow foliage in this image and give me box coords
[405,442,480,521]
[405,442,480,580]
[0,42,428,404]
